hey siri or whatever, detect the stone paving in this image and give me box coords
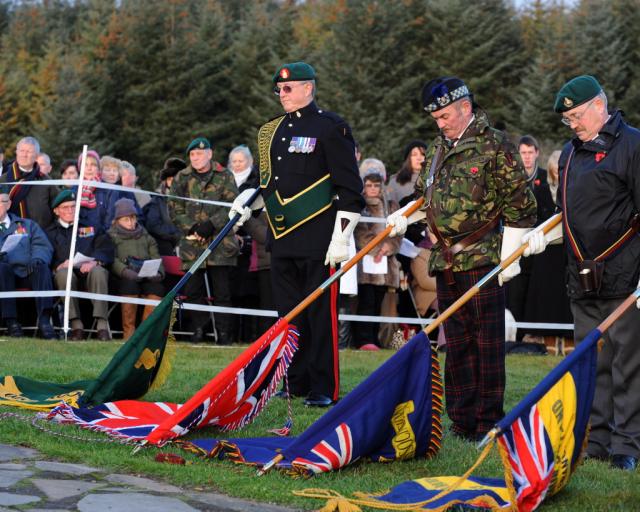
[0,444,300,512]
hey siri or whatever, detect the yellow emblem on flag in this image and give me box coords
[390,400,417,460]
[134,348,161,371]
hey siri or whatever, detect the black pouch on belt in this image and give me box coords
[577,259,604,294]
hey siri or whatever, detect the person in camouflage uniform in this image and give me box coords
[170,137,240,343]
[387,77,537,441]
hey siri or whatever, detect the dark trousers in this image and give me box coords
[0,261,53,319]
[572,297,640,458]
[352,284,386,348]
[437,266,505,436]
[271,256,339,400]
[181,265,233,340]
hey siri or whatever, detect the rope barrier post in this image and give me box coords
[62,145,87,340]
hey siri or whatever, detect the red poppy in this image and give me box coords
[470,167,479,174]
[595,152,606,162]
[534,179,541,186]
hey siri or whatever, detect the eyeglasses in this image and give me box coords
[561,97,597,126]
[273,83,306,96]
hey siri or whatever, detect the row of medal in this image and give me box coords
[288,136,317,154]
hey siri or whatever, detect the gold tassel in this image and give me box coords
[319,497,362,512]
[149,306,177,392]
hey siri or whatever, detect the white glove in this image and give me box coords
[228,188,264,227]
[325,211,361,268]
[386,200,427,237]
[498,227,530,286]
[522,214,564,256]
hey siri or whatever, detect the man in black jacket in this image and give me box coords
[531,75,640,470]
[46,190,114,341]
[229,62,364,407]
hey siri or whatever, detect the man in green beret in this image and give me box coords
[531,75,640,470]
[228,61,364,407]
[169,137,239,344]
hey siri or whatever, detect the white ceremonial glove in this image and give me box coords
[228,188,265,227]
[521,214,564,256]
[325,211,361,268]
[498,227,530,286]
[386,200,427,238]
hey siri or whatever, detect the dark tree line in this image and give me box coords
[0,0,637,187]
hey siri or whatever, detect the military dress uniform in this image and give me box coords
[257,99,363,402]
[555,76,640,464]
[413,80,536,439]
[170,144,240,343]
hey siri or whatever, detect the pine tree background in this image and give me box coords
[0,0,638,187]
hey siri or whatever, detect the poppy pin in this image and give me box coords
[595,152,606,162]
[279,68,290,79]
[534,179,541,186]
[470,167,479,175]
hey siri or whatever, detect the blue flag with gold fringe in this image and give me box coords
[180,331,443,476]
[296,328,599,511]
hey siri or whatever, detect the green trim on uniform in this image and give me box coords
[264,174,334,239]
[258,116,286,188]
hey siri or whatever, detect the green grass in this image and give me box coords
[0,338,638,511]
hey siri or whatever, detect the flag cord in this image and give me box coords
[294,436,497,511]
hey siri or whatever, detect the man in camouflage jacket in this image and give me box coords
[170,137,240,343]
[387,77,537,441]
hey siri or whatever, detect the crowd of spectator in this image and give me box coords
[0,132,571,348]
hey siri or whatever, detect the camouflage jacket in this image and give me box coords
[169,163,240,268]
[415,111,537,274]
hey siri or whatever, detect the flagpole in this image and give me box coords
[62,145,87,340]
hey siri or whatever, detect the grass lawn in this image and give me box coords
[0,337,638,511]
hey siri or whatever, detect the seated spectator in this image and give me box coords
[353,173,401,350]
[0,192,56,338]
[108,198,164,341]
[143,158,185,256]
[46,190,113,341]
[59,159,79,190]
[36,153,52,176]
[120,161,148,222]
[96,156,123,229]
[77,149,107,230]
[0,136,59,230]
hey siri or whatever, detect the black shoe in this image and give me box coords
[611,454,638,471]
[69,329,86,341]
[450,428,480,443]
[303,392,336,408]
[583,451,609,463]
[96,329,111,341]
[38,320,57,340]
[274,390,292,399]
[6,319,23,337]
[191,327,204,343]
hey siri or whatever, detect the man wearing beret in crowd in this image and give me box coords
[229,62,364,407]
[169,138,240,343]
[386,77,537,441]
[46,189,114,341]
[530,75,640,470]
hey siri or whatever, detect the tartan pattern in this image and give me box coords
[436,266,505,436]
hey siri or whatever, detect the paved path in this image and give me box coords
[0,444,299,512]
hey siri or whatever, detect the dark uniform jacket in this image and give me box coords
[0,213,53,278]
[558,109,640,299]
[45,220,114,269]
[261,100,364,259]
[143,185,181,256]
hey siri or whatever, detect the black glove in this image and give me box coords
[122,268,140,281]
[147,273,163,282]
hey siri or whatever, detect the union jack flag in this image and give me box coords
[498,406,554,512]
[292,423,354,474]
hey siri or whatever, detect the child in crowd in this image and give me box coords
[353,172,401,350]
[108,198,164,340]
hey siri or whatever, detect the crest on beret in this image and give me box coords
[280,67,290,80]
[563,97,574,108]
[198,141,205,149]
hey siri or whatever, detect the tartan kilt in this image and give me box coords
[436,266,505,436]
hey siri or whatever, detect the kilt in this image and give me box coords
[436,266,505,437]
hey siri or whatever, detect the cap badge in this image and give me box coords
[563,97,574,108]
[198,141,204,149]
[280,68,290,79]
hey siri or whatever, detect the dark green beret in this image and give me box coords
[186,137,211,154]
[273,62,316,85]
[554,75,602,113]
[52,189,76,209]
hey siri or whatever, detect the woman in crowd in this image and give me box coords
[77,149,106,229]
[386,140,427,204]
[353,172,400,350]
[96,156,123,231]
[59,159,79,189]
[108,198,164,340]
[524,150,573,350]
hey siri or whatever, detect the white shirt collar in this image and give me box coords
[58,219,72,229]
